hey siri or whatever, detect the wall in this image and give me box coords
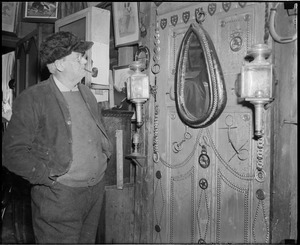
[270,3,297,243]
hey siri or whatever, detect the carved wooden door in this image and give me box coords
[152,2,271,243]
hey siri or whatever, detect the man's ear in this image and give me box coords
[54,59,64,72]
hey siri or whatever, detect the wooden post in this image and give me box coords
[116,129,123,189]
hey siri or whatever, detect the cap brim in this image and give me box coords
[73,41,94,53]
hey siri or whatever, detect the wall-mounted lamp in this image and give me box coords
[239,44,273,138]
[125,59,149,164]
[126,60,150,128]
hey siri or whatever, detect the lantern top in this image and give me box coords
[245,44,272,63]
[129,60,145,72]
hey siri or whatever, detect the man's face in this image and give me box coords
[62,51,88,81]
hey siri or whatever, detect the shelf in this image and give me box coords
[125,154,146,168]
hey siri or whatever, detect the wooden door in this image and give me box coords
[152,2,271,243]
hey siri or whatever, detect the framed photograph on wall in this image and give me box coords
[112,2,140,47]
[22,2,59,23]
[113,65,133,92]
[2,2,19,33]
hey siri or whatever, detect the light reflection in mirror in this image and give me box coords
[183,32,209,119]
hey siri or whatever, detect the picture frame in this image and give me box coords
[2,2,19,33]
[112,2,140,47]
[22,2,59,23]
[113,65,133,92]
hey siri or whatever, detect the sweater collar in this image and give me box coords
[53,75,79,92]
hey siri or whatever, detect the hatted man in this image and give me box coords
[2,31,112,243]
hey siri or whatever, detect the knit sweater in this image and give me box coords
[56,91,107,187]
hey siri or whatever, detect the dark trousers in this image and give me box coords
[31,177,105,243]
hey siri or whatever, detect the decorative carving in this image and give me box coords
[252,199,270,243]
[207,3,217,16]
[153,175,166,243]
[230,36,243,52]
[170,167,195,243]
[195,7,206,24]
[216,169,250,243]
[170,15,178,26]
[160,18,167,29]
[218,12,253,74]
[222,2,232,12]
[197,188,210,243]
[239,2,247,8]
[199,178,208,190]
[182,11,190,24]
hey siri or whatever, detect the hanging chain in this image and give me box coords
[255,136,266,182]
[171,32,177,75]
[152,9,161,164]
[264,2,270,44]
[153,105,160,163]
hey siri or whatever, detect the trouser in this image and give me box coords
[31,176,105,243]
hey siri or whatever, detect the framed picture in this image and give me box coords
[112,2,140,47]
[113,65,133,92]
[22,2,59,23]
[2,2,19,33]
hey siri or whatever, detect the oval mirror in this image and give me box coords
[175,23,227,128]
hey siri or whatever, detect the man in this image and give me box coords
[2,31,112,243]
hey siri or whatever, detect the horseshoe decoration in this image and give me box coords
[175,23,227,128]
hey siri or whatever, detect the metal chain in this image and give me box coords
[152,9,161,164]
[153,8,163,242]
[197,189,210,242]
[252,199,270,243]
[216,170,222,243]
[170,179,175,243]
[172,32,177,75]
[256,137,264,170]
[261,200,270,243]
[255,136,267,182]
[264,2,270,44]
[153,105,160,163]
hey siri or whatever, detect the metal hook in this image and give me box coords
[135,46,150,70]
[195,7,206,24]
[269,3,297,43]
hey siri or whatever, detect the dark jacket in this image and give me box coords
[2,75,112,186]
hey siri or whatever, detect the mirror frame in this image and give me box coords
[175,23,227,128]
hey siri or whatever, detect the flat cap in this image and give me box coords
[40,31,93,65]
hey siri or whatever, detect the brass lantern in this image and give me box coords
[126,60,150,127]
[240,44,273,138]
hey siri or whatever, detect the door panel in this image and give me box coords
[153,2,270,243]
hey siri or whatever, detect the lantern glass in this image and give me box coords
[128,75,149,100]
[127,60,150,102]
[241,64,272,99]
